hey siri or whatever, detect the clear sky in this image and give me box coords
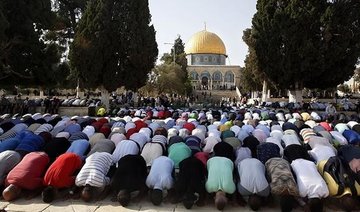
[148,0,257,67]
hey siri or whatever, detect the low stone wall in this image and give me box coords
[35,107,89,116]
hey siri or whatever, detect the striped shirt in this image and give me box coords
[34,124,53,135]
[0,150,21,185]
[27,123,41,133]
[75,152,114,187]
[0,129,17,142]
[68,132,89,143]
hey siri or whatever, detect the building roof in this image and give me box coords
[185,30,226,55]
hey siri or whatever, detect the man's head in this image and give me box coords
[307,198,323,212]
[280,195,294,212]
[42,186,57,203]
[183,193,198,209]
[150,189,163,206]
[81,185,93,202]
[340,194,358,212]
[2,184,21,201]
[117,189,130,206]
[154,127,168,137]
[214,191,227,211]
[248,194,262,211]
[349,158,360,174]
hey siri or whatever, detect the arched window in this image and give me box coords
[224,71,234,83]
[190,71,198,80]
[213,71,222,81]
[200,71,211,79]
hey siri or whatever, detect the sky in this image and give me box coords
[148,0,257,67]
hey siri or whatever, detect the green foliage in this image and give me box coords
[69,0,158,92]
[252,0,360,90]
[241,28,265,92]
[354,67,360,83]
[160,36,191,95]
[0,0,62,88]
[153,63,187,94]
[337,84,351,94]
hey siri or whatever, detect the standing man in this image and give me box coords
[325,102,337,121]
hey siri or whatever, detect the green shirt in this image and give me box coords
[206,156,236,194]
[168,142,191,169]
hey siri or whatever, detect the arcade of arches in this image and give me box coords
[188,66,240,90]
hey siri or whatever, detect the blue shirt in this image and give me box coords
[15,132,45,153]
[66,139,90,160]
[0,137,21,152]
[64,123,81,135]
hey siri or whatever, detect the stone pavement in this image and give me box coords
[0,195,342,212]
[0,196,304,212]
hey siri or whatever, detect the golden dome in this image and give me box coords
[185,30,226,55]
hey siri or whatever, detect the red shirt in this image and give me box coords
[194,152,209,167]
[43,153,82,188]
[6,152,50,190]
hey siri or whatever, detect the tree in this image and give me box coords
[353,67,360,85]
[252,0,360,102]
[153,63,186,94]
[69,0,158,109]
[241,29,265,93]
[0,0,63,89]
[337,84,351,95]
[161,36,191,95]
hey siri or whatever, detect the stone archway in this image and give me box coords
[201,76,209,90]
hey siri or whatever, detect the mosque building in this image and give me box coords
[185,28,241,91]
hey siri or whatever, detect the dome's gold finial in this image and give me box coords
[204,22,207,31]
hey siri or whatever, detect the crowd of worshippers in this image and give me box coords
[0,95,37,116]
[2,108,360,211]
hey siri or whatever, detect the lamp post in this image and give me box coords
[164,42,176,65]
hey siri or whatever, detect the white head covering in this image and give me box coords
[207,130,221,140]
[129,133,148,149]
[230,125,241,137]
[110,133,126,146]
[207,124,218,132]
[139,127,152,142]
[178,128,190,138]
[123,116,132,123]
[252,113,260,120]
[192,128,205,143]
[149,122,161,135]
[270,130,283,141]
[32,113,42,120]
[203,136,221,153]
[167,128,179,140]
[271,125,283,132]
[56,132,70,139]
[305,120,317,129]
[82,125,95,138]
[125,122,136,133]
[244,112,252,120]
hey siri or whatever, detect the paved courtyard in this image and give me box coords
[0,195,343,212]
